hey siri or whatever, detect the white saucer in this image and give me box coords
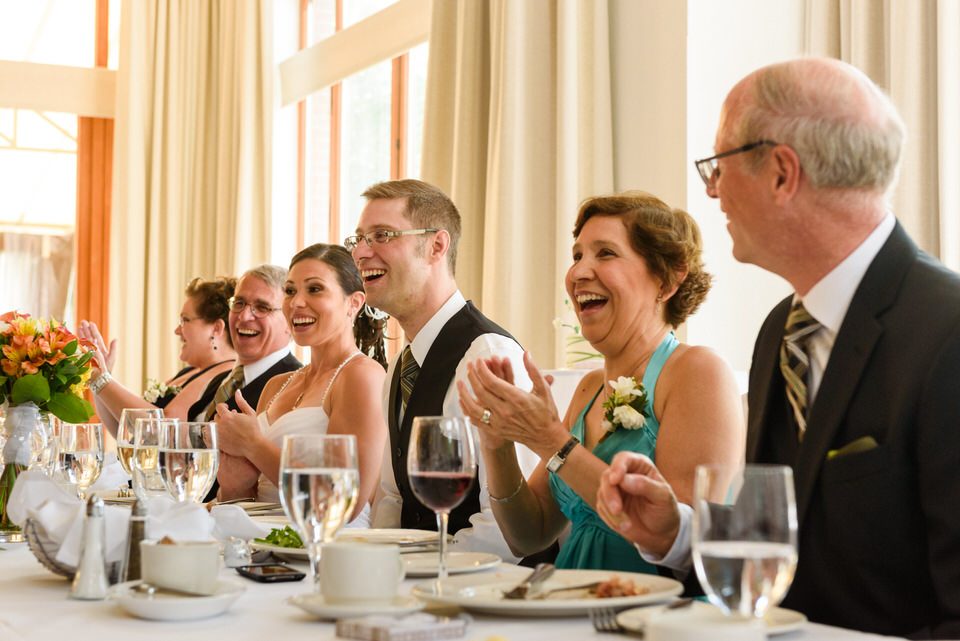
[110,580,245,621]
[617,601,807,636]
[287,593,425,620]
[403,551,501,577]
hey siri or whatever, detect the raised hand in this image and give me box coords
[214,390,259,457]
[77,320,118,373]
[596,451,682,558]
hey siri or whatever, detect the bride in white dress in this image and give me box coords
[213,244,388,522]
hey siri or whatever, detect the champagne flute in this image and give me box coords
[691,464,798,619]
[406,416,477,581]
[55,422,104,499]
[278,434,359,592]
[117,408,163,477]
[131,417,172,500]
[158,421,219,502]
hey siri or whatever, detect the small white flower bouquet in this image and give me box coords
[600,376,650,438]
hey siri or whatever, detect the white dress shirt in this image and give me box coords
[643,213,896,571]
[241,346,293,388]
[370,290,535,562]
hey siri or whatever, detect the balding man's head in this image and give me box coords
[728,57,905,193]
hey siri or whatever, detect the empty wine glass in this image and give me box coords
[691,464,798,620]
[406,416,477,581]
[55,422,104,499]
[158,421,219,502]
[279,434,359,592]
[131,417,172,500]
[117,408,163,478]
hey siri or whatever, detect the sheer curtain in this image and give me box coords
[0,232,74,319]
[805,0,960,270]
[420,0,614,367]
[110,0,274,386]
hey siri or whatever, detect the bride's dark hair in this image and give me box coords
[289,244,388,368]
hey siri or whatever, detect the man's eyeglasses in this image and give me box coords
[228,297,282,317]
[694,140,779,189]
[343,228,439,252]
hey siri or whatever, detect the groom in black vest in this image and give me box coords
[350,179,531,561]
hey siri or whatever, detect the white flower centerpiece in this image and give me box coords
[600,376,650,442]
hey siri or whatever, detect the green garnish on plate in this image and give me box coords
[254,526,303,548]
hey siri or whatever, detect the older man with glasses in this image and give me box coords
[189,264,301,423]
[596,57,960,638]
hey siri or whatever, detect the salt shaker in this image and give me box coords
[69,493,109,600]
[120,499,147,582]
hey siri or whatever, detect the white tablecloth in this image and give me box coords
[0,543,903,641]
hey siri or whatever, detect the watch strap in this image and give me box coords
[546,435,580,473]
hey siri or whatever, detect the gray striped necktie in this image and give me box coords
[399,346,419,413]
[203,365,244,420]
[779,300,821,441]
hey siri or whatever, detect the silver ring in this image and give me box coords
[480,408,492,424]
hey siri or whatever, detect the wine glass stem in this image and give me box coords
[307,542,323,592]
[436,510,449,582]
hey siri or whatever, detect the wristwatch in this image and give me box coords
[546,436,580,474]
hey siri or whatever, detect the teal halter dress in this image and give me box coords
[548,332,679,572]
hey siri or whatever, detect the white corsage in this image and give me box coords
[600,376,650,439]
[143,378,180,403]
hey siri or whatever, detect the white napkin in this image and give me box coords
[8,470,271,570]
[88,454,131,492]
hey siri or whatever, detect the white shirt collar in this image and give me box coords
[407,290,467,366]
[802,213,896,332]
[241,346,292,385]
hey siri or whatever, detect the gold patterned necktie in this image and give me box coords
[203,365,244,421]
[399,345,419,413]
[779,300,821,441]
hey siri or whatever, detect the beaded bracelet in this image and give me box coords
[487,476,525,503]
[88,371,113,394]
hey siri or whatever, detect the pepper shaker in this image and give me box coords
[120,499,147,582]
[69,493,109,600]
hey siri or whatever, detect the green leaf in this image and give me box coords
[11,374,51,405]
[63,339,78,356]
[58,363,78,377]
[46,392,94,423]
[75,351,95,367]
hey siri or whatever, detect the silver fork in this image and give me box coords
[589,606,623,633]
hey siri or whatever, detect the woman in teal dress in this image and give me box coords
[458,191,744,571]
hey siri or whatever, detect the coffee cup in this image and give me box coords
[320,543,405,604]
[140,539,221,595]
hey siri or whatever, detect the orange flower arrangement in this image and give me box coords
[0,311,95,423]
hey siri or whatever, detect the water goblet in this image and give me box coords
[117,408,163,477]
[158,421,219,502]
[278,434,359,592]
[131,417,172,500]
[406,416,477,581]
[691,463,798,620]
[55,422,104,499]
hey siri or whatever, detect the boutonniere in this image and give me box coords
[600,376,650,438]
[143,378,180,403]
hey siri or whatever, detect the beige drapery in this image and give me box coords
[420,0,614,367]
[805,0,960,271]
[111,0,274,386]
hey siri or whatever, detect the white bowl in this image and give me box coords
[140,540,221,595]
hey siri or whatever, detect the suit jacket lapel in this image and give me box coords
[747,298,791,463]
[793,223,916,523]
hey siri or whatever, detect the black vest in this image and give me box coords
[389,301,515,533]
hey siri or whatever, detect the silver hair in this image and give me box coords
[241,264,287,291]
[736,60,906,192]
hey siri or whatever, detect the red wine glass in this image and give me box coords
[406,416,477,581]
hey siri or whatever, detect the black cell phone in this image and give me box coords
[235,564,306,583]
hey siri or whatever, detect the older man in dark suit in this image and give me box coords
[594,58,960,638]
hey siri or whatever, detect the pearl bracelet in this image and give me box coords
[488,476,525,503]
[88,371,113,394]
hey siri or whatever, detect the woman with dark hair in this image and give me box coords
[215,244,388,514]
[458,191,744,571]
[79,277,238,437]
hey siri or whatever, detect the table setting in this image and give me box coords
[1,413,908,641]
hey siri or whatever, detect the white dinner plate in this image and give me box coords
[411,569,683,617]
[251,515,292,527]
[109,580,245,621]
[617,601,807,636]
[249,541,309,562]
[403,552,501,577]
[287,593,425,620]
[250,529,445,562]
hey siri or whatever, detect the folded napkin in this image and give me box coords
[8,470,271,570]
[87,454,131,492]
